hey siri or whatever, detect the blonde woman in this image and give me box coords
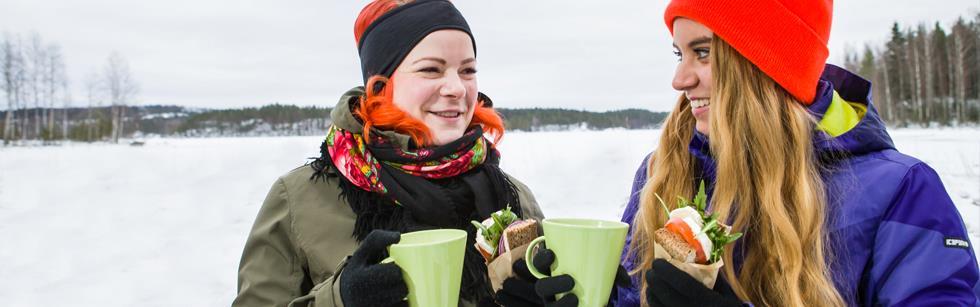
[616,0,980,306]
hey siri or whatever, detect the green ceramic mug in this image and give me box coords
[525,218,629,307]
[382,229,467,307]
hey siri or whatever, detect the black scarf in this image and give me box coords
[310,120,521,303]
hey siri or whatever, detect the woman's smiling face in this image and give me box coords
[671,18,714,135]
[391,29,478,146]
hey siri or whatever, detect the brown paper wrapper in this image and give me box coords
[485,243,530,292]
[653,242,724,289]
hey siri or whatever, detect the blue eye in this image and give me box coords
[694,48,710,59]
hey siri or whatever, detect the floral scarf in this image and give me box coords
[325,124,488,197]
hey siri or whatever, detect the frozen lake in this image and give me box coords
[1,128,978,306]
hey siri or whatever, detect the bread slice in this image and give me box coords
[499,220,539,253]
[654,228,696,263]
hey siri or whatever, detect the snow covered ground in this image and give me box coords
[0,128,978,306]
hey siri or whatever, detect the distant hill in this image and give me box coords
[498,108,666,131]
[1,104,667,142]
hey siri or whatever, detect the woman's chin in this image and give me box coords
[430,130,466,146]
[695,122,710,135]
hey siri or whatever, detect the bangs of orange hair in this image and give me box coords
[354,0,402,44]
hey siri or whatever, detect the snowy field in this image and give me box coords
[1,128,979,306]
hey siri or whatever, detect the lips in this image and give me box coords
[690,98,710,109]
[429,111,463,118]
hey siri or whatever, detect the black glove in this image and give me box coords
[339,230,408,307]
[494,247,631,307]
[645,259,742,307]
[495,248,578,307]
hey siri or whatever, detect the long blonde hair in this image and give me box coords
[630,37,845,307]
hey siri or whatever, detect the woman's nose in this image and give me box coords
[440,72,466,99]
[672,62,699,92]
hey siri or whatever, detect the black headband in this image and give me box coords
[357,0,476,84]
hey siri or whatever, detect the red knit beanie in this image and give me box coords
[665,0,833,104]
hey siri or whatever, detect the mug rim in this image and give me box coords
[393,229,468,247]
[542,218,628,229]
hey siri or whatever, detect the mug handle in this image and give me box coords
[524,236,549,279]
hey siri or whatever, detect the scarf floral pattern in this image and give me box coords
[325,125,488,196]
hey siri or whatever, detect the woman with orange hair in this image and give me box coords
[232,1,546,306]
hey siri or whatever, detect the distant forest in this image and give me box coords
[842,13,980,126]
[0,104,667,141]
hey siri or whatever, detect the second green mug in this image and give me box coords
[525,218,629,307]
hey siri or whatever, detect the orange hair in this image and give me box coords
[472,100,505,145]
[353,0,505,147]
[354,0,403,45]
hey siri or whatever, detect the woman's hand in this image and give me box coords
[339,230,408,307]
[494,248,578,307]
[644,259,742,307]
[493,248,631,307]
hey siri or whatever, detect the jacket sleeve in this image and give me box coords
[511,177,545,222]
[287,260,347,307]
[865,163,980,306]
[233,178,346,307]
[613,154,650,307]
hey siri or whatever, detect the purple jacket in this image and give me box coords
[615,64,980,306]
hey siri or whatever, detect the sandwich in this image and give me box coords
[653,181,742,265]
[471,206,539,263]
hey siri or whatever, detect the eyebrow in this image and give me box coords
[412,57,477,65]
[672,36,713,49]
[413,57,446,65]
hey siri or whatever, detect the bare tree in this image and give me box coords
[1,34,12,144]
[951,18,970,123]
[43,44,65,141]
[930,22,952,125]
[976,14,980,111]
[103,52,138,143]
[974,14,980,122]
[60,71,71,142]
[918,24,934,125]
[908,27,924,124]
[1,33,26,145]
[945,24,956,125]
[879,48,894,122]
[84,72,101,142]
[24,33,47,140]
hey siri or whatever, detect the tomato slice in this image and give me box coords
[665,217,708,264]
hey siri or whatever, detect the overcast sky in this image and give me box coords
[2,0,979,111]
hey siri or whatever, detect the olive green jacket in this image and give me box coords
[232,88,544,307]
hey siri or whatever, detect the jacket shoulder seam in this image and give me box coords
[880,162,928,221]
[274,176,309,297]
[857,149,922,169]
